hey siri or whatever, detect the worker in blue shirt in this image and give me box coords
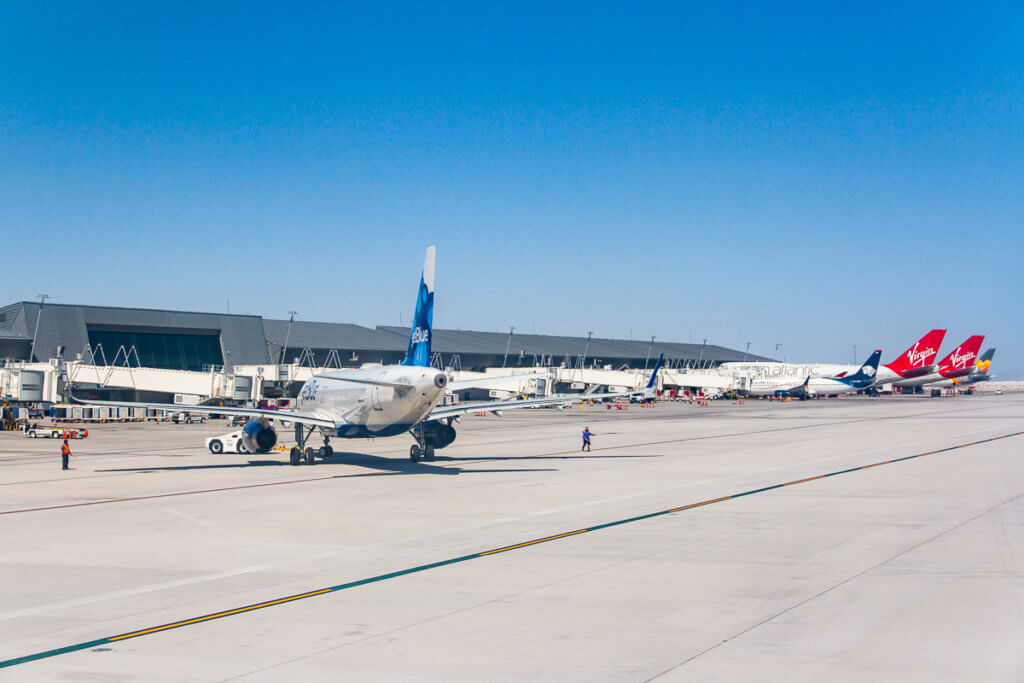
[581,426,593,452]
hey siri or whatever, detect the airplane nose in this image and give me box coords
[434,373,448,389]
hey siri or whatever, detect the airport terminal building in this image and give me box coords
[0,301,768,373]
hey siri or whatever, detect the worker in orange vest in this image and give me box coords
[60,439,75,470]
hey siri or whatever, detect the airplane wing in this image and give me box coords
[428,390,632,421]
[312,372,415,389]
[447,371,553,392]
[71,397,337,428]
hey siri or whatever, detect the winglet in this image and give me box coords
[402,246,436,367]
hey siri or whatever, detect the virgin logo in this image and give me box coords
[906,344,934,366]
[948,350,974,368]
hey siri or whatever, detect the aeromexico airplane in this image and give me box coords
[746,350,882,398]
[79,247,660,465]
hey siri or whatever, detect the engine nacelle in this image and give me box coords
[242,419,278,453]
[422,420,457,449]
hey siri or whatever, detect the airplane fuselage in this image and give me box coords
[745,378,807,396]
[803,377,862,396]
[295,365,449,438]
[889,364,976,389]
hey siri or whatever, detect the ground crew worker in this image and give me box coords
[582,426,593,452]
[60,439,74,470]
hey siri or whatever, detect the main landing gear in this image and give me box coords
[409,442,435,463]
[409,420,457,462]
[289,424,333,466]
[409,422,435,462]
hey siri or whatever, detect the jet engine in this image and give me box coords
[242,418,278,453]
[422,420,457,449]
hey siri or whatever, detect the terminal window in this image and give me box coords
[87,329,223,371]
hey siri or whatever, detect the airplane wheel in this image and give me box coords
[424,445,435,461]
[289,446,301,466]
[209,440,224,454]
[303,447,316,464]
[410,444,422,462]
[318,445,334,458]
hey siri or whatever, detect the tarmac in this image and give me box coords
[1,395,1022,681]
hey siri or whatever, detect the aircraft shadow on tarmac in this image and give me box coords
[432,453,662,462]
[97,453,558,477]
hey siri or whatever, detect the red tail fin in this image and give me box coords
[938,335,984,370]
[885,329,946,374]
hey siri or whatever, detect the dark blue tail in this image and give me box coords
[401,246,435,367]
[646,353,664,389]
[839,349,882,388]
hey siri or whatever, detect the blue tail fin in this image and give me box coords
[841,349,882,388]
[646,353,664,389]
[401,246,435,367]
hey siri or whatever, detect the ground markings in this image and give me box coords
[0,407,971,516]
[2,428,1020,670]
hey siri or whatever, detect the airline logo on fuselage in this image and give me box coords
[410,327,430,345]
[906,344,934,367]
[299,380,319,401]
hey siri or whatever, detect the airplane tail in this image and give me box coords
[885,329,946,373]
[938,334,984,371]
[974,348,995,373]
[842,349,882,388]
[401,246,436,367]
[646,353,664,389]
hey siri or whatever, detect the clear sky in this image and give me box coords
[2,2,1022,373]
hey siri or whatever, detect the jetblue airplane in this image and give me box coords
[630,354,664,403]
[79,247,659,465]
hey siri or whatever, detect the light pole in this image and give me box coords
[644,335,656,370]
[698,338,707,365]
[775,343,783,362]
[744,341,751,362]
[502,326,516,368]
[29,293,49,362]
[280,311,297,365]
[581,331,594,370]
[853,344,858,364]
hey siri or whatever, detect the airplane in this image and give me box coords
[77,247,660,465]
[929,348,995,389]
[869,328,947,387]
[745,350,881,398]
[802,349,882,396]
[890,336,986,389]
[630,354,664,403]
[943,348,995,388]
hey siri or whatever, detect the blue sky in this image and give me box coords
[2,2,1022,373]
